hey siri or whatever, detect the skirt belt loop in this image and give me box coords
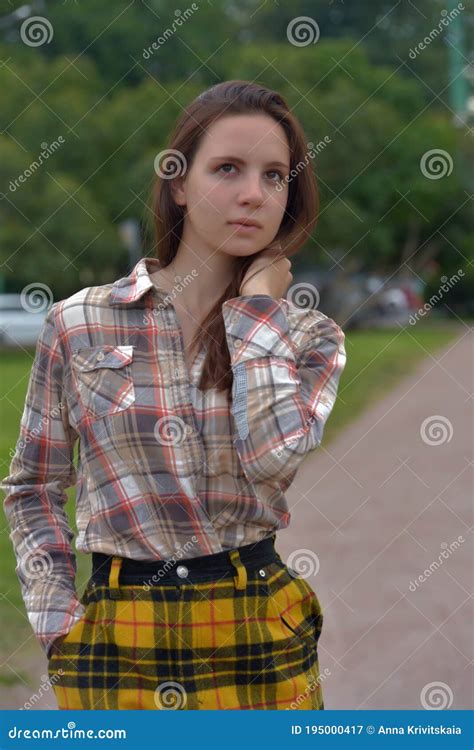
[229,549,247,590]
[108,556,123,599]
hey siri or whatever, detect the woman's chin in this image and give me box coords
[219,242,265,258]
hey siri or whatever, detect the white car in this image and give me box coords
[0,294,48,348]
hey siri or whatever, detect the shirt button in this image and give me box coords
[177,565,188,578]
[234,338,242,348]
[259,569,266,578]
[96,351,105,361]
[185,425,195,436]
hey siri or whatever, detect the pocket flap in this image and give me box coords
[72,345,134,372]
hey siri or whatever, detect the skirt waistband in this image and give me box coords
[91,534,280,588]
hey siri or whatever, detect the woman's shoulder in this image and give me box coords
[48,279,121,340]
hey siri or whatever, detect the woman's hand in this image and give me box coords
[239,245,293,299]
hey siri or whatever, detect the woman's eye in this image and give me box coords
[218,163,236,174]
[217,164,284,181]
[268,170,284,181]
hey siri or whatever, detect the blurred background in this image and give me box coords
[0,0,472,710]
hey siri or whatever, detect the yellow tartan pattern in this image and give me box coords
[48,559,324,710]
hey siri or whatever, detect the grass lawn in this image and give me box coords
[0,321,462,664]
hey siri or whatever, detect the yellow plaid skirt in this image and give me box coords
[47,537,324,710]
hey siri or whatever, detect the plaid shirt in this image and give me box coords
[1,256,346,657]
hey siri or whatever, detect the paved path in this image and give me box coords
[277,325,472,709]
[2,325,472,710]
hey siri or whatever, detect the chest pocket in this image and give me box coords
[72,344,135,419]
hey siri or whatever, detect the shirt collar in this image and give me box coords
[109,256,171,306]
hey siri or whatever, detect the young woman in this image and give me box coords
[1,80,346,710]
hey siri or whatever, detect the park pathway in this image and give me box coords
[277,323,472,709]
[2,324,472,710]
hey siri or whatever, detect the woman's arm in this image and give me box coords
[222,294,347,492]
[0,302,85,659]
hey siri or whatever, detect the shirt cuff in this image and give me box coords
[30,594,87,660]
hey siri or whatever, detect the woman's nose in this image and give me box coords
[239,179,264,204]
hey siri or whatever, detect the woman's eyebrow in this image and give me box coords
[210,155,290,170]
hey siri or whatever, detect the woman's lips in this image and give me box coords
[228,222,261,234]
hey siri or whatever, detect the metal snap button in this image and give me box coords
[259,569,266,578]
[177,565,188,578]
[96,351,105,361]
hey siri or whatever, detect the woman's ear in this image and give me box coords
[170,175,187,207]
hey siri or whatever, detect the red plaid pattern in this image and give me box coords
[1,256,346,658]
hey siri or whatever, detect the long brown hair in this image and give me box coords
[148,80,318,393]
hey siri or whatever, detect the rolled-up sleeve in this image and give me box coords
[222,295,347,491]
[0,302,85,659]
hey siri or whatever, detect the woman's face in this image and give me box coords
[173,113,290,259]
